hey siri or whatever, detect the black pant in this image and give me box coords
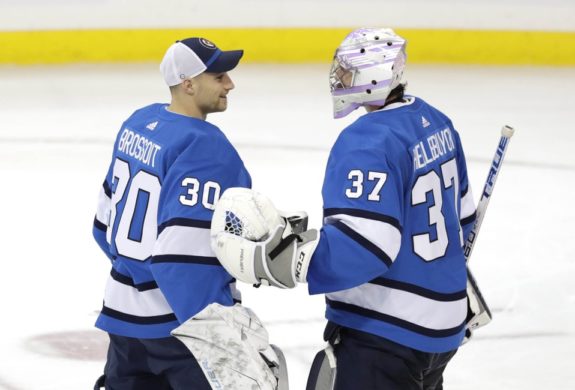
[330,323,457,390]
[94,333,211,390]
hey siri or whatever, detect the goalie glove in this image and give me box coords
[280,210,309,235]
[211,187,319,288]
[213,225,318,288]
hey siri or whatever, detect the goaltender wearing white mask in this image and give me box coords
[212,27,478,390]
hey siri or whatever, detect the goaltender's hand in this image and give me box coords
[210,187,319,288]
[213,221,319,289]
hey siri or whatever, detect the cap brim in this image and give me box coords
[205,50,244,73]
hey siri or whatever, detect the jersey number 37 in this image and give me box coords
[345,159,463,262]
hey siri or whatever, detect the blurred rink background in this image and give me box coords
[1,1,574,389]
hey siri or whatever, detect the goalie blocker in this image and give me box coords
[211,187,319,288]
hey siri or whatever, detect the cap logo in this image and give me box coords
[179,73,186,80]
[199,38,216,49]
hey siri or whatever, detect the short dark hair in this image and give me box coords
[385,83,406,106]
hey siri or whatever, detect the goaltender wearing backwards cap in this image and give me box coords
[91,36,274,390]
[160,37,244,86]
[158,37,244,119]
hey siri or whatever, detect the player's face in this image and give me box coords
[193,72,235,116]
[329,58,354,92]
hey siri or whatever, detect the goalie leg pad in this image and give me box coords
[463,276,493,344]
[306,345,337,390]
[171,303,287,390]
[269,344,289,390]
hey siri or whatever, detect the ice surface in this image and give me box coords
[0,63,573,389]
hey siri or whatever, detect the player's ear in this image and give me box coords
[182,78,195,95]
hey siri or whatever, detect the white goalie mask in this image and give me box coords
[330,28,407,118]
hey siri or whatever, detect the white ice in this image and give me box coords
[0,63,574,389]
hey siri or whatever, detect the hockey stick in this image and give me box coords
[465,125,515,332]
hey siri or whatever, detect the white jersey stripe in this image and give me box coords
[460,187,475,220]
[95,186,110,226]
[230,281,242,302]
[103,276,173,317]
[325,213,401,262]
[327,282,467,330]
[153,225,213,257]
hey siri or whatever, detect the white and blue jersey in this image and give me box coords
[93,103,251,338]
[308,97,476,353]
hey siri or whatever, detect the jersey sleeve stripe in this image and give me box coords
[332,221,393,268]
[326,298,465,338]
[95,186,111,227]
[230,281,242,304]
[459,186,475,220]
[369,277,467,301]
[153,225,214,257]
[460,211,476,227]
[151,254,221,266]
[111,268,158,292]
[93,216,107,232]
[101,305,177,325]
[326,213,401,262]
[158,217,211,235]
[324,208,402,232]
[103,180,112,198]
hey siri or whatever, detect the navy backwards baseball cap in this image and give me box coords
[160,37,244,86]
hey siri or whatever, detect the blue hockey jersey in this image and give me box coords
[92,103,251,338]
[308,97,476,352]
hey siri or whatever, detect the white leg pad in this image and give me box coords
[307,344,337,390]
[171,303,288,390]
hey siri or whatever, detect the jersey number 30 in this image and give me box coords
[108,158,221,261]
[108,159,160,261]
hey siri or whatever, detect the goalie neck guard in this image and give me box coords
[330,27,407,119]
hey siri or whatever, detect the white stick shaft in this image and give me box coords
[464,125,516,331]
[464,125,515,261]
